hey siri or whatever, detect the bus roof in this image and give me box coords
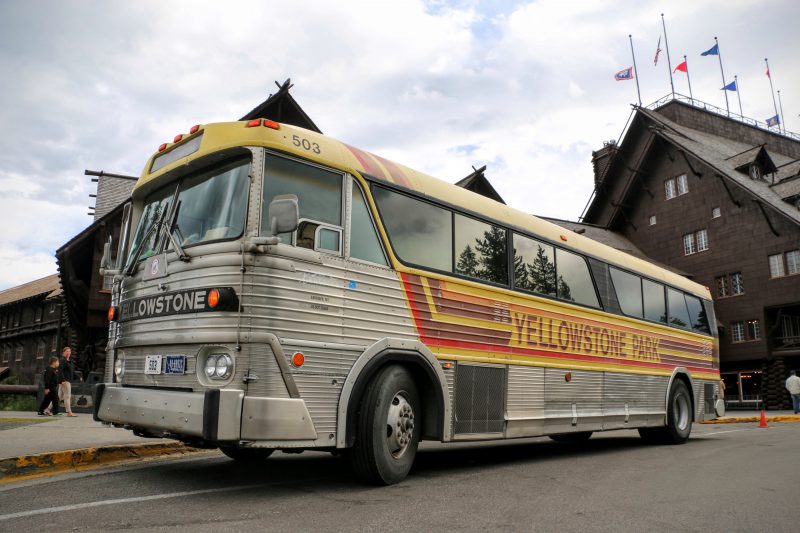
[137,121,711,299]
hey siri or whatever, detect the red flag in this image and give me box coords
[673,60,687,73]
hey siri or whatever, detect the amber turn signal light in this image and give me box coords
[291,352,305,367]
[108,306,118,322]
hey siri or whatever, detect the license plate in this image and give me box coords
[165,355,186,375]
[144,355,162,375]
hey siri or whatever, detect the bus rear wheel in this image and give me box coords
[350,365,420,485]
[639,379,692,444]
[219,446,274,461]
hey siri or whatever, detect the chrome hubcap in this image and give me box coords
[674,393,690,431]
[386,392,414,458]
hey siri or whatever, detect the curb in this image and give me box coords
[0,441,202,483]
[700,415,800,425]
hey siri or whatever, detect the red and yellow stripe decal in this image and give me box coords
[343,143,414,189]
[400,272,719,380]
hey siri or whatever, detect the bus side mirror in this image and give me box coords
[252,194,299,246]
[100,236,119,275]
[269,194,299,235]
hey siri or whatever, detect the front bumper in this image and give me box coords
[94,384,317,444]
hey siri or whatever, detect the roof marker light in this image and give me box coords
[246,119,262,128]
[560,235,568,242]
[158,143,168,152]
[189,124,200,134]
[174,134,183,143]
[263,119,280,130]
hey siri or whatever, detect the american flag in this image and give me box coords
[654,36,662,66]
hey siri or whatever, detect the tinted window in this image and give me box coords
[642,279,667,324]
[455,214,508,284]
[350,183,387,265]
[262,154,342,245]
[686,295,710,333]
[372,186,452,272]
[513,234,556,297]
[556,249,599,307]
[668,288,692,329]
[128,185,174,265]
[610,268,643,317]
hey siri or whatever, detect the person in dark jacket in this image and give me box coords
[58,347,77,417]
[38,356,60,416]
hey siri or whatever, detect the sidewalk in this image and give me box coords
[702,409,800,424]
[0,411,199,483]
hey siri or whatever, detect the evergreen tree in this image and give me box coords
[513,250,528,289]
[527,245,557,296]
[456,245,478,278]
[475,226,508,284]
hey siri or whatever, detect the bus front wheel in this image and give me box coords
[639,379,692,444]
[350,365,420,485]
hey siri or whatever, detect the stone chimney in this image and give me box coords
[591,140,617,188]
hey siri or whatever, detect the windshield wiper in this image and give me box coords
[125,206,169,276]
[164,200,190,262]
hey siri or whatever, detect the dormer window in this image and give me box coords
[749,164,761,181]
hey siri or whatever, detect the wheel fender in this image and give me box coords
[665,368,695,422]
[336,338,452,448]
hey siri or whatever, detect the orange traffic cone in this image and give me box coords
[759,409,768,428]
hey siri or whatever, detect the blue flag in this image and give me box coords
[766,115,780,127]
[721,80,737,91]
[614,67,634,81]
[701,43,719,56]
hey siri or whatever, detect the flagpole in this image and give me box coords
[629,34,642,106]
[661,14,675,98]
[734,75,743,117]
[765,58,780,129]
[715,37,729,115]
[777,89,786,133]
[684,55,694,102]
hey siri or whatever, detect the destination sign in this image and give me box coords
[118,287,237,322]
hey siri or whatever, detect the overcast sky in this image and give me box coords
[0,0,797,290]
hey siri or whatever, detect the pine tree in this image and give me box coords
[475,226,508,284]
[527,245,557,296]
[456,245,479,278]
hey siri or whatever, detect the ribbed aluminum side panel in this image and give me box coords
[544,368,603,432]
[291,373,343,441]
[693,380,706,420]
[245,343,291,398]
[441,363,456,437]
[507,366,545,418]
[603,373,668,429]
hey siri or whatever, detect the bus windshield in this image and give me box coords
[127,157,250,266]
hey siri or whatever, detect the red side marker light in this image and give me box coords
[263,119,280,130]
[560,235,568,242]
[291,352,305,367]
[208,289,220,309]
[246,119,262,128]
[158,143,168,152]
[174,134,183,143]
[442,362,454,370]
[565,372,572,382]
[189,124,200,134]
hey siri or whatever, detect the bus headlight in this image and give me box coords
[205,355,218,378]
[114,355,125,381]
[214,354,233,379]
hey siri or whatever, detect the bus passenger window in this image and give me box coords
[262,154,343,248]
[372,186,452,272]
[350,183,387,265]
[667,288,692,328]
[610,267,643,317]
[685,294,710,333]
[642,279,667,323]
[556,249,600,308]
[455,214,508,285]
[513,234,556,297]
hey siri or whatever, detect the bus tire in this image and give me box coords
[350,365,420,485]
[549,431,593,443]
[639,379,692,444]
[219,446,274,461]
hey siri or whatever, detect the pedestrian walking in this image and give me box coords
[786,370,800,414]
[58,347,77,417]
[38,356,60,416]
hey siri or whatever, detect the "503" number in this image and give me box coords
[292,134,321,154]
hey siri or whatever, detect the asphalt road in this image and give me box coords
[1,423,798,532]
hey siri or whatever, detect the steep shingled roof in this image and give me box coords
[0,274,61,307]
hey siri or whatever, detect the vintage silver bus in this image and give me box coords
[96,118,722,484]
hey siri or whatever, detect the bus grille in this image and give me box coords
[454,364,505,435]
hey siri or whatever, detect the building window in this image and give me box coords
[665,179,676,200]
[769,254,785,278]
[731,272,744,295]
[15,345,23,362]
[731,320,761,343]
[649,215,657,226]
[712,207,721,219]
[683,233,696,255]
[34,306,43,322]
[787,250,800,275]
[2,346,8,363]
[12,309,20,327]
[676,174,689,195]
[36,340,45,360]
[715,276,728,298]
[696,229,709,252]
